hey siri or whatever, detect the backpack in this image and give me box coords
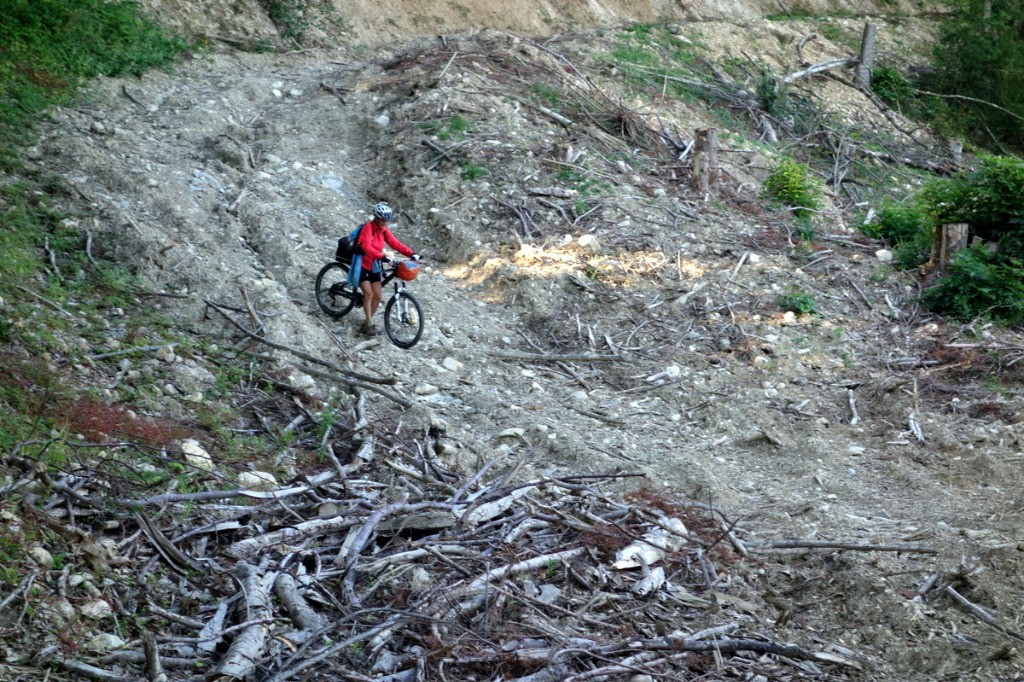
[334,223,366,264]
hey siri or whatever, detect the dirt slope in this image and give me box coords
[140,0,929,46]
[26,13,1024,682]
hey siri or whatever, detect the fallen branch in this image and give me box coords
[485,350,623,363]
[750,539,937,554]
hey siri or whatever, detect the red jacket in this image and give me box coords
[356,219,414,270]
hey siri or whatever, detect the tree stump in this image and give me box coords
[692,128,718,193]
[855,23,877,87]
[930,223,969,272]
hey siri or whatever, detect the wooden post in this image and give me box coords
[692,128,718,193]
[855,23,877,87]
[930,223,969,272]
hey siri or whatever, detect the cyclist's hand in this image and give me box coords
[381,256,394,267]
[411,253,421,261]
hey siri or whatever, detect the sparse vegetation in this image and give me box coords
[762,157,823,222]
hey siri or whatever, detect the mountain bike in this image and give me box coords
[314,258,424,349]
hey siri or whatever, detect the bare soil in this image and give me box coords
[10,12,1024,682]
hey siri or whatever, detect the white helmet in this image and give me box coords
[373,202,394,221]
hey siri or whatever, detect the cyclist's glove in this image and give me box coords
[411,253,421,261]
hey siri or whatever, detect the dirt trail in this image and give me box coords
[36,22,1024,680]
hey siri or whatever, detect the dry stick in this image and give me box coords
[944,586,1024,641]
[274,573,326,632]
[141,631,168,682]
[494,198,533,237]
[297,363,412,408]
[210,563,271,681]
[13,284,78,320]
[265,613,408,682]
[340,495,411,606]
[48,659,136,682]
[205,299,394,386]
[751,539,937,554]
[848,388,861,426]
[89,343,175,360]
[484,350,622,363]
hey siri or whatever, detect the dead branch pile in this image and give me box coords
[1,430,868,682]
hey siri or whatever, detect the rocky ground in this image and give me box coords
[5,14,1024,682]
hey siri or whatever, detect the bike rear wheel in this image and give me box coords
[315,261,357,318]
[383,290,424,349]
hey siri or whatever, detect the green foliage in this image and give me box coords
[419,115,469,141]
[922,246,1024,323]
[871,65,915,106]
[0,0,186,167]
[460,162,488,181]
[259,0,310,44]
[778,287,818,315]
[918,155,1024,259]
[529,82,563,108]
[926,0,1024,150]
[763,157,823,220]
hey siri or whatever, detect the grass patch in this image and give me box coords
[0,0,187,169]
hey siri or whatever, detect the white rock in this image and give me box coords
[571,390,589,402]
[181,439,214,471]
[781,311,798,325]
[748,253,761,264]
[239,471,278,490]
[155,346,176,363]
[414,383,439,396]
[497,428,525,439]
[81,599,113,619]
[875,249,894,263]
[409,566,432,593]
[88,633,126,652]
[847,445,866,455]
[287,372,316,393]
[442,357,463,372]
[537,584,561,604]
[374,114,391,128]
[28,546,54,568]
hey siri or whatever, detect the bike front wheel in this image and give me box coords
[383,290,424,349]
[315,261,357,318]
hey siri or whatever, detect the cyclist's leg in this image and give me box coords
[368,281,383,317]
[359,279,374,323]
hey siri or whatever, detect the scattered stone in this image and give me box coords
[409,567,432,593]
[28,546,54,568]
[414,383,439,396]
[875,249,894,263]
[181,439,214,471]
[286,372,316,394]
[239,471,278,490]
[88,633,126,652]
[155,345,176,363]
[374,114,391,127]
[442,356,463,372]
[81,599,114,620]
[537,584,561,604]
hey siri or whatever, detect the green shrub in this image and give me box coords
[763,157,823,220]
[917,155,1024,259]
[871,66,915,106]
[0,0,186,167]
[922,246,1024,323]
[778,287,817,315]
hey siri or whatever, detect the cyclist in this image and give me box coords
[353,202,419,336]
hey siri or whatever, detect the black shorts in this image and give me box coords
[358,268,383,284]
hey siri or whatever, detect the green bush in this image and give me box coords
[0,0,186,167]
[918,155,1024,259]
[871,65,915,106]
[922,246,1024,323]
[926,0,1024,150]
[778,287,817,315]
[763,157,823,220]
